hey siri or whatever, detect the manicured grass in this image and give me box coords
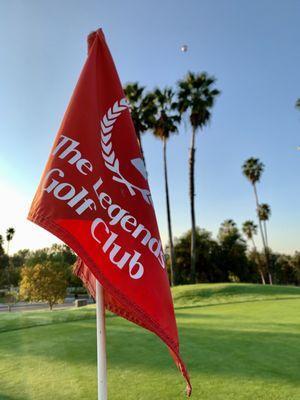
[172,282,300,307]
[0,284,300,399]
[0,306,96,334]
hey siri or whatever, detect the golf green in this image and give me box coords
[1,283,300,399]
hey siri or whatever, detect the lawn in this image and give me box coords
[0,283,300,400]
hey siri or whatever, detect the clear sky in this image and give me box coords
[0,0,299,255]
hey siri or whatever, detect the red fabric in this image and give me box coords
[28,29,191,396]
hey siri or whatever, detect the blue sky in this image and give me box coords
[0,0,299,254]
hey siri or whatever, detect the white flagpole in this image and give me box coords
[96,280,107,400]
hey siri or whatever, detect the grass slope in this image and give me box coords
[0,283,300,400]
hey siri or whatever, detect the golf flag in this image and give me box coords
[28,28,191,396]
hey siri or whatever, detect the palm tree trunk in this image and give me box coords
[263,221,268,248]
[6,240,11,287]
[253,184,272,285]
[262,220,273,285]
[136,129,146,168]
[268,270,273,285]
[259,269,266,285]
[251,237,265,285]
[189,128,197,283]
[163,137,175,286]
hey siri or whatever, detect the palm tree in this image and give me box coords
[150,87,181,286]
[6,227,15,255]
[242,220,265,284]
[218,219,237,239]
[242,220,257,248]
[258,203,272,283]
[177,72,220,283]
[242,158,272,284]
[5,227,15,288]
[221,219,236,229]
[123,82,155,165]
[258,203,271,247]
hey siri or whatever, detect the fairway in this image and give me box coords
[1,284,300,400]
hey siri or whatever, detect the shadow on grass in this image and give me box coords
[1,314,300,386]
[0,308,118,334]
[175,296,300,311]
[0,394,20,400]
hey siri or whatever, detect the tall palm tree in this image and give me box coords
[177,72,220,283]
[123,82,155,165]
[6,227,15,255]
[5,227,15,288]
[258,203,272,284]
[150,87,181,286]
[258,203,271,248]
[242,158,272,284]
[242,220,265,284]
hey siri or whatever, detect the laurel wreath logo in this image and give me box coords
[100,98,152,205]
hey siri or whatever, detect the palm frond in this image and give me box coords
[177,71,220,131]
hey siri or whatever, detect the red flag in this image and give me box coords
[28,29,191,396]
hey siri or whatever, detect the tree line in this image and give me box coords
[0,242,82,310]
[0,242,80,289]
[0,228,299,308]
[172,224,300,286]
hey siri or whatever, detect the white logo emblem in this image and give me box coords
[100,98,152,204]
